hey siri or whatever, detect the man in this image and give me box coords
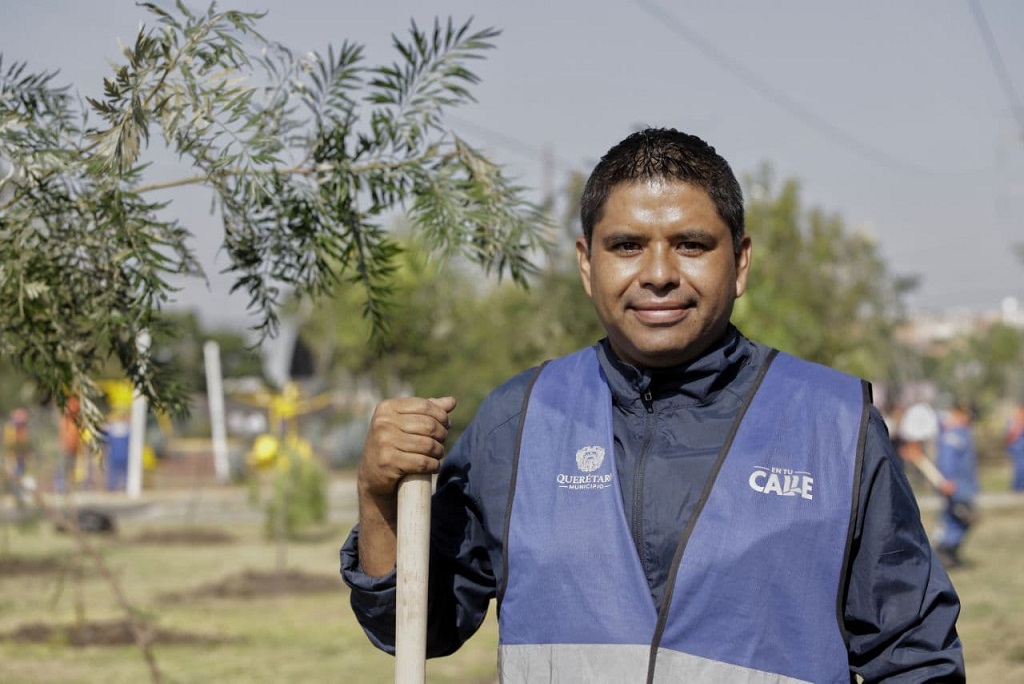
[1007,403,1024,492]
[896,401,950,493]
[55,395,82,492]
[4,408,32,480]
[3,408,33,506]
[934,400,980,569]
[342,128,964,682]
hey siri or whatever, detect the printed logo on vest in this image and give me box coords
[555,445,613,490]
[748,465,814,500]
[576,445,604,472]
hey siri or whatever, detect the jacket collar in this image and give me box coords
[595,325,754,409]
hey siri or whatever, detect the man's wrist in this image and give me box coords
[358,482,398,524]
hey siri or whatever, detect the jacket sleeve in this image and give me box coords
[339,423,498,657]
[844,409,966,682]
[340,372,531,657]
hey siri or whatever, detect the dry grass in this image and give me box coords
[0,505,499,684]
[924,504,1024,681]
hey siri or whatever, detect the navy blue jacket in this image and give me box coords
[341,327,965,682]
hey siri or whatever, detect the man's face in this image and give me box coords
[576,179,751,368]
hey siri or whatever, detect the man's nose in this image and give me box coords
[639,245,679,289]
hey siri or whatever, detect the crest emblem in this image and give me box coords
[575,445,605,473]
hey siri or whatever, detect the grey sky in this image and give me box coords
[4,0,1023,329]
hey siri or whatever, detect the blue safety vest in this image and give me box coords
[499,346,867,683]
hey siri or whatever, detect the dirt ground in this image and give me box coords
[0,553,66,576]
[132,526,237,545]
[158,567,343,602]
[3,618,228,647]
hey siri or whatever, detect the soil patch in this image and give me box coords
[1,618,230,647]
[160,568,342,602]
[0,554,67,577]
[133,526,237,545]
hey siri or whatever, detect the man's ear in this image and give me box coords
[576,237,593,298]
[734,236,752,298]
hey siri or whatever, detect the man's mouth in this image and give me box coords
[629,304,690,325]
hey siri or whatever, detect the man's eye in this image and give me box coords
[613,242,641,252]
[679,241,707,253]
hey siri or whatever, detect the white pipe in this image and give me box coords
[126,330,151,499]
[203,341,231,482]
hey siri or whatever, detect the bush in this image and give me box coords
[261,443,327,540]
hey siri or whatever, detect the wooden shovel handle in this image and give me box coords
[395,473,432,684]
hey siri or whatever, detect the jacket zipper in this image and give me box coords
[642,389,654,413]
[631,387,656,582]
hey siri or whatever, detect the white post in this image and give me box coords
[126,329,151,499]
[203,341,231,483]
[395,474,432,684]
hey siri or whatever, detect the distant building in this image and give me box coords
[896,296,1024,352]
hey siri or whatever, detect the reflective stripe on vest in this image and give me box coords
[500,644,813,683]
[499,347,864,683]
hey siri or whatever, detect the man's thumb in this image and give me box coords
[428,396,457,413]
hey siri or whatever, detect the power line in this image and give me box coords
[967,0,1024,145]
[632,0,960,176]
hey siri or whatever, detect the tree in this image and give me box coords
[301,170,601,433]
[733,166,917,382]
[0,1,548,435]
[924,322,1024,410]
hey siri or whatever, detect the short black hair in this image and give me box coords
[579,128,744,251]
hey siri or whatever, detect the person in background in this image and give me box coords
[4,409,32,478]
[934,400,980,568]
[3,408,34,504]
[1007,403,1024,492]
[342,127,964,682]
[55,396,82,493]
[896,400,942,490]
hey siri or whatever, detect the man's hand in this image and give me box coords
[356,396,456,577]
